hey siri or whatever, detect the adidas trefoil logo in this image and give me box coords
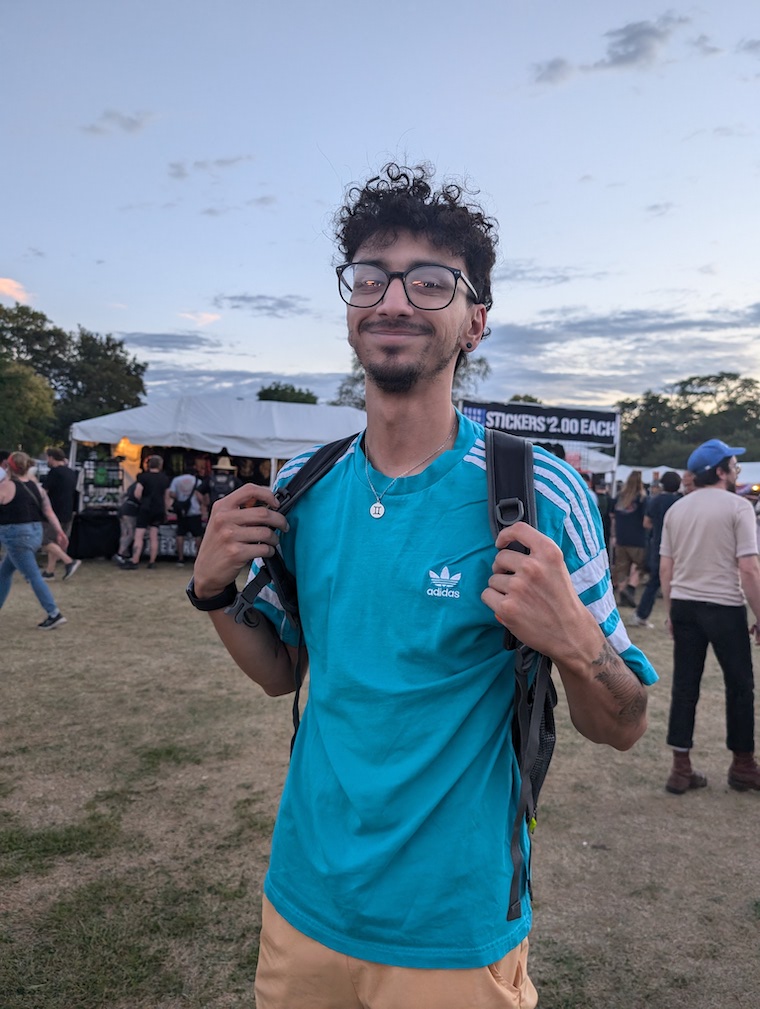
[427,565,462,599]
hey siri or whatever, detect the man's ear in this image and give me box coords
[462,305,487,351]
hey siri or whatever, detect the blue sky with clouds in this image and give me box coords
[2,1,758,407]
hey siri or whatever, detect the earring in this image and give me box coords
[465,342,473,349]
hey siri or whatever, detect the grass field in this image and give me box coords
[2,559,759,1008]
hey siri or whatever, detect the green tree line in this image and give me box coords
[616,372,760,466]
[0,304,146,455]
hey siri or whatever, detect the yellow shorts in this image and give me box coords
[254,895,538,1009]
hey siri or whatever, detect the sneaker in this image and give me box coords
[63,559,82,581]
[38,612,67,630]
[147,562,156,569]
[120,561,139,570]
[41,571,55,580]
[633,614,654,628]
[176,560,185,567]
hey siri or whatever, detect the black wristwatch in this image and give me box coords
[186,577,238,611]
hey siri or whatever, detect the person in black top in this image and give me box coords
[633,470,682,627]
[121,455,170,570]
[41,448,81,580]
[0,452,69,628]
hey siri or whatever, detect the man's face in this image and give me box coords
[681,472,696,494]
[723,457,740,493]
[345,231,486,395]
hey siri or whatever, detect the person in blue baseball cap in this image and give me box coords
[687,438,745,475]
[660,438,760,795]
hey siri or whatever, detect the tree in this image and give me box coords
[617,372,760,464]
[257,382,317,404]
[509,394,543,403]
[452,356,491,402]
[50,327,147,444]
[330,357,366,410]
[0,305,148,446]
[0,303,71,392]
[0,357,55,454]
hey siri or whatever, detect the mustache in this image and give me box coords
[358,319,433,336]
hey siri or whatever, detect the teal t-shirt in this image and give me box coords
[251,413,657,968]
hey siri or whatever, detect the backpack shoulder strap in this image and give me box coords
[225,434,359,630]
[484,430,557,922]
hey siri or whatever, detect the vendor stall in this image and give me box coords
[68,394,367,558]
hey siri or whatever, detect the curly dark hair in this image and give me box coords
[334,163,498,314]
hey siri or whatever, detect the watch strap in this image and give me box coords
[186,577,238,611]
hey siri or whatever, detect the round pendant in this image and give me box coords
[369,501,385,519]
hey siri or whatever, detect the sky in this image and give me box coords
[2,1,759,409]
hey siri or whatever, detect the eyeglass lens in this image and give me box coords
[339,264,459,309]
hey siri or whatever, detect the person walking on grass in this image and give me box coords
[611,470,647,609]
[660,438,760,795]
[188,162,657,1009]
[40,447,81,581]
[0,452,69,629]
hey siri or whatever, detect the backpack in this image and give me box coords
[226,429,556,922]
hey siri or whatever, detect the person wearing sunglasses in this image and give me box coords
[191,163,656,1009]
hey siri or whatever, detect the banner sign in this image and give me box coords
[461,400,619,447]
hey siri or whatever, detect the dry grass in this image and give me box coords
[1,559,759,1008]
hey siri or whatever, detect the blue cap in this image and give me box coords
[687,438,745,475]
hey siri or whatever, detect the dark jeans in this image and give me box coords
[636,548,660,619]
[667,599,755,752]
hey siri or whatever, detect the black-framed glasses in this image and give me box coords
[336,262,480,310]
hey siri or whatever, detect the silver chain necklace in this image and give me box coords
[364,414,458,519]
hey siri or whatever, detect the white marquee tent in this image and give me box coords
[69,394,368,477]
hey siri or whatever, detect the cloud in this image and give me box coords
[645,202,675,217]
[691,34,722,57]
[168,156,252,180]
[82,109,153,135]
[589,14,689,70]
[533,58,574,84]
[533,14,689,85]
[0,278,31,303]
[178,312,221,327]
[247,195,276,207]
[213,293,311,318]
[142,367,347,404]
[119,331,222,353]
[479,301,760,405]
[496,259,609,287]
[737,39,760,58]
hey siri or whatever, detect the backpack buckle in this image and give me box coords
[496,496,525,529]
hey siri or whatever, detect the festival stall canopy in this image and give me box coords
[69,394,368,459]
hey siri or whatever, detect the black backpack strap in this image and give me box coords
[485,430,557,922]
[223,433,359,752]
[225,433,358,630]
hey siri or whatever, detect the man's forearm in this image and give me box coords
[554,614,647,751]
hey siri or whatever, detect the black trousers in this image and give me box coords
[667,599,755,752]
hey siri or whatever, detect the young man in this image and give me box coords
[660,438,760,795]
[190,164,656,1008]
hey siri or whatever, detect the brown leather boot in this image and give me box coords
[665,750,708,795]
[728,752,760,791]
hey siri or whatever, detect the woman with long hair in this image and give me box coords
[611,470,647,608]
[0,452,69,628]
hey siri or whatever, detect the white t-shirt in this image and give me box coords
[169,474,202,517]
[661,487,758,605]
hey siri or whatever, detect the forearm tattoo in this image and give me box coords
[592,641,646,724]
